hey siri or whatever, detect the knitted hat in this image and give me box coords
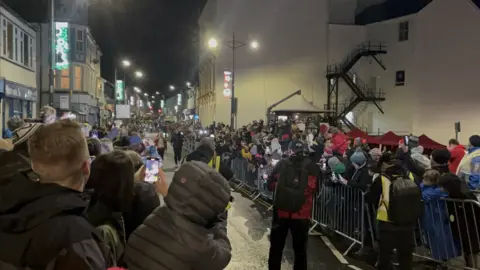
[12,123,42,146]
[369,148,382,159]
[288,140,305,154]
[469,135,480,148]
[408,136,419,148]
[431,149,451,165]
[196,137,215,152]
[350,150,367,166]
[354,137,362,146]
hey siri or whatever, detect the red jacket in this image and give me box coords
[449,144,466,173]
[331,132,348,155]
[269,161,317,219]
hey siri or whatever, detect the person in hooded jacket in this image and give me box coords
[267,140,319,270]
[457,135,480,190]
[431,149,451,175]
[0,120,106,270]
[124,161,232,270]
[185,137,234,181]
[447,139,465,173]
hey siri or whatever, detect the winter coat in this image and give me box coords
[330,132,348,155]
[124,161,232,270]
[0,174,106,269]
[268,156,319,219]
[457,147,480,190]
[420,184,460,260]
[449,145,466,173]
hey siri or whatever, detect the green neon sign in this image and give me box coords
[116,80,125,101]
[55,22,69,70]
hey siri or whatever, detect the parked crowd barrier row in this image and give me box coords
[230,157,480,270]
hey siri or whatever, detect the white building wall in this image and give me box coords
[410,0,480,144]
[202,0,329,127]
[359,15,416,135]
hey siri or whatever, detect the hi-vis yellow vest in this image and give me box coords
[208,155,221,172]
[377,172,415,222]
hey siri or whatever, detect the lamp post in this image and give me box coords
[48,0,55,106]
[208,34,258,129]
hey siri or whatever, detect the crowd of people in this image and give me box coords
[180,118,480,270]
[0,107,232,270]
[2,107,480,270]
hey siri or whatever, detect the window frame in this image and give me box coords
[76,29,84,53]
[398,21,409,42]
[395,70,405,86]
[0,17,35,70]
[74,65,82,91]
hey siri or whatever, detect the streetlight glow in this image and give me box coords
[135,71,144,78]
[155,91,160,95]
[143,93,148,96]
[151,96,155,99]
[186,82,191,87]
[122,60,131,67]
[250,41,259,49]
[134,86,141,93]
[169,85,175,90]
[208,38,218,48]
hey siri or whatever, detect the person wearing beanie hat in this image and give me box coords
[11,122,43,157]
[350,149,367,168]
[431,149,451,174]
[327,156,346,175]
[185,137,233,181]
[457,135,480,190]
[369,148,382,162]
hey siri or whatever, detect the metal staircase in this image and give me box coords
[325,41,387,129]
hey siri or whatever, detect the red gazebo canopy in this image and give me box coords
[377,131,402,146]
[419,134,446,149]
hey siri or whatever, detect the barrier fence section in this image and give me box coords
[230,157,480,269]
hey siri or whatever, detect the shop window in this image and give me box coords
[13,99,22,118]
[74,66,82,90]
[60,68,70,89]
[6,22,13,59]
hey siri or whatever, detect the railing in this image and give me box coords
[326,41,387,75]
[230,158,480,269]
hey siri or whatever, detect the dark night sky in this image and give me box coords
[3,0,206,98]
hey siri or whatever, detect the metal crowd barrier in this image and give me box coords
[230,157,480,269]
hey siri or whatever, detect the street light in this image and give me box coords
[169,85,175,90]
[134,86,141,93]
[135,71,144,78]
[208,38,218,49]
[143,93,148,96]
[122,60,131,67]
[186,82,191,87]
[155,91,160,95]
[151,96,155,99]
[208,33,259,129]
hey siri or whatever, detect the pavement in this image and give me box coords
[150,136,366,270]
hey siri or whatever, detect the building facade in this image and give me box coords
[0,3,38,133]
[198,0,328,127]
[200,0,480,143]
[37,22,102,125]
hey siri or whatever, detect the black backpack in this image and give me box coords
[274,158,311,212]
[385,175,423,225]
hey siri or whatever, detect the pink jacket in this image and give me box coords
[331,132,348,155]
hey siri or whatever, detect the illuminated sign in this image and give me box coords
[55,22,69,70]
[129,96,135,105]
[223,71,232,98]
[161,99,165,108]
[115,80,125,101]
[177,93,182,105]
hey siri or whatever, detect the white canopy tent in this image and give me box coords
[270,94,325,113]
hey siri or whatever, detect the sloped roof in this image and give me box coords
[271,94,325,113]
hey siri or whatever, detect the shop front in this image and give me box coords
[1,79,38,131]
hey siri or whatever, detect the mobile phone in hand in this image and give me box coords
[145,157,160,183]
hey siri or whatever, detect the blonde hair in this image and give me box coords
[28,120,88,183]
[40,106,57,124]
[124,150,142,168]
[423,169,440,184]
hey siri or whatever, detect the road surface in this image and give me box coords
[157,141,362,270]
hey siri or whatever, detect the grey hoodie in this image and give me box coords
[410,146,431,170]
